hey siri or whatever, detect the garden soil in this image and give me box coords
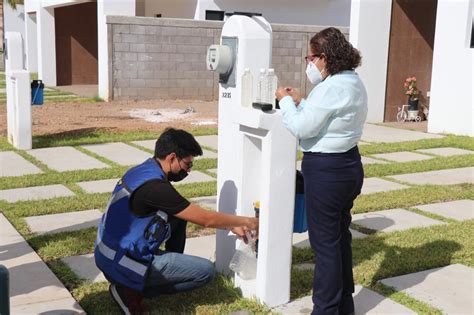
[0,99,219,136]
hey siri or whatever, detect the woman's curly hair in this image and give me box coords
[310,27,361,75]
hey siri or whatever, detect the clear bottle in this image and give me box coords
[229,230,257,280]
[266,69,278,109]
[241,68,253,107]
[257,68,267,103]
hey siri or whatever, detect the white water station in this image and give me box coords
[207,14,298,307]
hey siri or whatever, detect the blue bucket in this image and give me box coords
[31,80,44,105]
[293,171,308,233]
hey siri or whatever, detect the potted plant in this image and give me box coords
[403,76,419,110]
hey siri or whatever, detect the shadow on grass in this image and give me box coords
[33,127,120,148]
[79,274,269,314]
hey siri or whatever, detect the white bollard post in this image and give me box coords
[10,71,32,150]
[208,15,297,307]
[5,32,32,150]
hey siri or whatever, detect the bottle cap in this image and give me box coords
[254,201,260,208]
[268,68,274,73]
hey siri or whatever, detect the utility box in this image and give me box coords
[209,15,298,307]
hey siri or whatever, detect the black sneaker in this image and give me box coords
[109,283,145,315]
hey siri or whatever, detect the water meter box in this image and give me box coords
[293,170,308,233]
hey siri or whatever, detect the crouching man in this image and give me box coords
[94,128,258,314]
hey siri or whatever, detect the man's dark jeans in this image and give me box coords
[144,216,216,296]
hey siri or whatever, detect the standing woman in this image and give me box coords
[276,27,367,315]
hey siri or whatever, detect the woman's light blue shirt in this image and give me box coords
[279,70,368,153]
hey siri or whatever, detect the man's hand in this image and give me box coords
[230,226,248,244]
[245,217,259,238]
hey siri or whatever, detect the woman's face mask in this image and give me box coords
[306,57,323,85]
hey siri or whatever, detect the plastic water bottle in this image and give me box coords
[257,68,267,103]
[229,231,257,280]
[266,69,278,109]
[241,68,253,107]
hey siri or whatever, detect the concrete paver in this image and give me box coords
[175,170,215,185]
[361,178,409,195]
[195,135,218,150]
[361,156,388,165]
[416,147,474,157]
[292,230,366,249]
[81,142,151,166]
[388,167,474,185]
[415,199,474,221]
[77,178,119,194]
[272,285,416,314]
[352,209,445,232]
[372,151,433,163]
[190,195,217,210]
[0,184,75,203]
[0,214,85,313]
[62,254,107,283]
[380,264,474,315]
[0,151,43,177]
[207,168,217,175]
[27,146,109,172]
[132,140,217,159]
[25,209,102,235]
[361,124,444,143]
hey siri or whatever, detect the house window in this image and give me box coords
[205,10,225,21]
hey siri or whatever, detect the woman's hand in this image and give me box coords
[276,87,290,101]
[286,87,302,106]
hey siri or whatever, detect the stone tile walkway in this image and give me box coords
[191,195,217,210]
[0,151,43,177]
[0,184,75,203]
[177,171,215,185]
[361,178,409,195]
[416,147,474,156]
[292,229,366,248]
[27,146,109,172]
[195,135,218,151]
[352,209,445,232]
[272,285,416,315]
[361,124,444,143]
[372,151,433,163]
[0,214,85,313]
[81,142,151,166]
[388,167,474,185]
[77,178,119,194]
[132,139,217,159]
[25,209,102,235]
[415,199,474,221]
[361,156,388,165]
[62,254,107,283]
[380,264,473,315]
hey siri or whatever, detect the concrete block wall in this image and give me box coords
[108,16,348,101]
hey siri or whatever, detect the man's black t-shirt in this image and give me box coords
[130,165,190,217]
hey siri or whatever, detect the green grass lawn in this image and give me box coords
[0,130,473,314]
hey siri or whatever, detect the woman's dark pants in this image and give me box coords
[302,146,364,315]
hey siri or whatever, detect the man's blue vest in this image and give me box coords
[94,158,171,292]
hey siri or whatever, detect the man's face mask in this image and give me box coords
[168,158,191,182]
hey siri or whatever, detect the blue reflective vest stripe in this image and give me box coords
[94,158,171,292]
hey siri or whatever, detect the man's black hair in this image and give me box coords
[154,128,203,159]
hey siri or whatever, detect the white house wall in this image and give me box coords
[195,0,350,26]
[143,0,196,19]
[25,12,38,72]
[97,0,136,100]
[428,0,473,136]
[349,0,392,123]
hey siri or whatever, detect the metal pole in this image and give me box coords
[0,264,9,315]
